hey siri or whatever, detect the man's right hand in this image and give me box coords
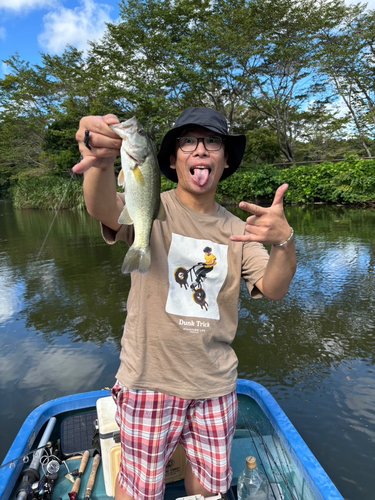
[73,114,122,174]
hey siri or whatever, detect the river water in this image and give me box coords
[0,199,374,499]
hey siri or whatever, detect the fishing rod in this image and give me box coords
[15,417,57,500]
[0,445,53,472]
[236,402,300,500]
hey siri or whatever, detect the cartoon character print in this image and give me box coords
[174,246,217,311]
[167,234,228,321]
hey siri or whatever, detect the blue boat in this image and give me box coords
[0,380,343,500]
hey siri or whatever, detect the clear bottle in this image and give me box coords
[237,456,270,500]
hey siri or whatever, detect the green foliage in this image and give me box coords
[12,175,85,210]
[216,159,375,205]
[8,159,375,209]
[244,129,281,164]
[217,165,282,203]
[269,159,374,204]
[0,166,13,197]
[161,176,177,192]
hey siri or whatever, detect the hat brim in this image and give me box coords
[157,124,246,183]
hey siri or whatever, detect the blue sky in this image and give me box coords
[0,0,120,78]
[0,0,374,80]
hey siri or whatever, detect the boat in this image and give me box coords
[0,379,344,500]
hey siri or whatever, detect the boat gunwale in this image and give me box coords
[237,379,343,500]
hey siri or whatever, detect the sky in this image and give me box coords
[0,0,375,80]
[0,0,120,78]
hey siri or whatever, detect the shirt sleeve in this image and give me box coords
[100,192,134,246]
[241,241,269,299]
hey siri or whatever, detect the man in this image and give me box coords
[73,108,296,500]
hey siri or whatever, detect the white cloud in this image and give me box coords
[0,0,56,12]
[0,26,6,39]
[1,62,8,74]
[38,0,112,54]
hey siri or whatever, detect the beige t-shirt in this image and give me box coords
[102,189,269,399]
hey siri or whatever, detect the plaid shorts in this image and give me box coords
[112,382,238,500]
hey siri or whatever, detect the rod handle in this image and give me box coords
[84,455,101,499]
[70,451,90,496]
[79,451,90,474]
[70,477,81,495]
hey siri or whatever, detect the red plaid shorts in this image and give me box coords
[112,382,238,500]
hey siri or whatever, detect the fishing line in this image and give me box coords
[236,402,279,500]
[36,170,75,261]
[237,401,300,500]
[259,433,299,500]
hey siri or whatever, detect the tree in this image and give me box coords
[231,0,348,162]
[316,4,375,157]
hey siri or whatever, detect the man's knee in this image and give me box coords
[115,474,134,500]
[184,461,214,497]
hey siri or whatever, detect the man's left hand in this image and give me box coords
[230,184,292,246]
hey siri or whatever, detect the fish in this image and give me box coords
[110,117,166,274]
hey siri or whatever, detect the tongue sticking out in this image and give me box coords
[191,168,210,186]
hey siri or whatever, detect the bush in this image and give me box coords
[9,158,375,209]
[280,157,375,204]
[217,164,282,203]
[215,159,375,205]
[12,175,85,210]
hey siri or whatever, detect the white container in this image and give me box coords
[96,396,120,497]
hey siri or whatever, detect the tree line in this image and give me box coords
[1,0,375,196]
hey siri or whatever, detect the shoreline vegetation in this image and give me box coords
[7,157,375,210]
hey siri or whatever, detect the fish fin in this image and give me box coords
[156,200,166,221]
[121,245,151,274]
[118,206,133,225]
[118,170,125,187]
[133,166,145,185]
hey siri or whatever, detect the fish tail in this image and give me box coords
[121,245,151,274]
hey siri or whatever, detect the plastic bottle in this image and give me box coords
[237,456,270,500]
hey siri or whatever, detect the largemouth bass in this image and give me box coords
[110,117,166,274]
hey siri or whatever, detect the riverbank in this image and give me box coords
[6,157,375,208]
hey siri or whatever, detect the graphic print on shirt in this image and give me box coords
[166,233,228,320]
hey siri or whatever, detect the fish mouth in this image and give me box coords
[126,151,139,163]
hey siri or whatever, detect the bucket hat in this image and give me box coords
[157,107,246,183]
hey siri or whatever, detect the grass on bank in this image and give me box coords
[12,174,85,210]
[9,156,375,209]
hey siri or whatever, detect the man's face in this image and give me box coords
[169,127,229,196]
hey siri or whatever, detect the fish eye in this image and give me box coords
[138,128,146,136]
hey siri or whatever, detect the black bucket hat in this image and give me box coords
[157,107,246,183]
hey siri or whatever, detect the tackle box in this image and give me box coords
[96,396,187,497]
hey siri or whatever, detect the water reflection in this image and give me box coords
[0,332,106,395]
[1,200,375,499]
[0,262,24,323]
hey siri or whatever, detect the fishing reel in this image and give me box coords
[27,459,60,500]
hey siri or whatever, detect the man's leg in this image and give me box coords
[112,383,188,500]
[115,475,134,500]
[181,391,238,496]
[184,462,213,497]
